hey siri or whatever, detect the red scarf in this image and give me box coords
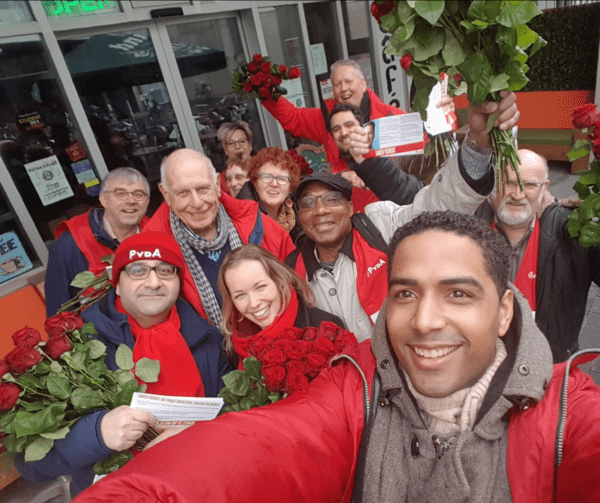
[231,288,299,369]
[115,297,204,397]
[492,219,539,312]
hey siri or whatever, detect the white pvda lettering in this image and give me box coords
[367,259,385,277]
[128,248,162,259]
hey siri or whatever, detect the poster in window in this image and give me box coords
[0,232,32,284]
[24,155,74,206]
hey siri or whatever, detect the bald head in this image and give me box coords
[517,149,548,180]
[160,148,218,191]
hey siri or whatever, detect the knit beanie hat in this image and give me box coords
[111,231,185,287]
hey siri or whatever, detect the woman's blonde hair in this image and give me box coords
[217,245,314,354]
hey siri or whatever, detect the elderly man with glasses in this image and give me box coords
[475,149,600,362]
[45,167,150,316]
[17,231,229,496]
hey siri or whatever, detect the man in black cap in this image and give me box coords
[286,91,520,341]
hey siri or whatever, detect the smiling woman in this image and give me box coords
[217,245,345,368]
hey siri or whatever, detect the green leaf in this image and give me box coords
[71,386,103,411]
[94,451,134,475]
[497,1,542,28]
[111,389,136,408]
[528,35,547,59]
[68,348,87,369]
[496,26,518,53]
[504,60,529,91]
[135,358,160,383]
[458,51,487,82]
[573,181,592,199]
[490,73,510,93]
[414,0,444,26]
[40,426,70,440]
[70,271,96,288]
[24,437,54,462]
[516,23,538,48]
[87,361,108,380]
[468,0,500,22]
[468,72,492,105]
[223,371,253,397]
[442,34,467,66]
[568,140,592,161]
[380,9,400,34]
[115,345,134,371]
[100,254,114,265]
[575,170,597,186]
[14,403,66,438]
[247,386,268,406]
[579,221,600,247]
[390,15,416,46]
[218,386,240,406]
[112,369,136,385]
[18,374,41,390]
[2,435,26,453]
[46,375,71,400]
[86,339,106,360]
[49,361,63,373]
[80,323,98,337]
[20,402,46,412]
[242,357,263,381]
[1,411,18,434]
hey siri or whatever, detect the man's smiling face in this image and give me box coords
[331,65,367,108]
[330,110,361,154]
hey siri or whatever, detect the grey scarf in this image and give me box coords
[170,205,242,327]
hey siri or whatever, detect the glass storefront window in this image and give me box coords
[340,1,376,90]
[0,34,102,243]
[166,17,266,171]
[0,1,33,25]
[58,29,185,214]
[302,2,343,79]
[42,1,121,20]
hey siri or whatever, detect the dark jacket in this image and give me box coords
[44,208,118,317]
[236,181,303,244]
[348,156,424,206]
[15,291,230,496]
[478,202,600,362]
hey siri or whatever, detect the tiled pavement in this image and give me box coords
[547,161,600,384]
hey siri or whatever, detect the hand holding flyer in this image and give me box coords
[130,393,224,426]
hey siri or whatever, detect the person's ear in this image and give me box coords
[159,183,170,206]
[98,192,107,209]
[497,289,514,338]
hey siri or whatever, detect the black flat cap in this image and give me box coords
[292,171,354,203]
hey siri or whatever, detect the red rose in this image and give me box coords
[263,365,286,392]
[252,54,263,63]
[400,53,413,71]
[306,353,326,378]
[273,339,291,350]
[593,137,600,158]
[284,341,309,360]
[452,73,462,84]
[333,329,357,351]
[276,327,302,341]
[313,336,336,357]
[371,0,395,23]
[573,104,600,130]
[12,327,41,348]
[0,383,20,411]
[247,61,258,74]
[589,121,600,140]
[0,359,10,378]
[250,74,262,87]
[260,61,271,73]
[248,339,272,360]
[257,72,270,83]
[279,64,288,74]
[270,75,282,87]
[45,333,72,360]
[284,372,308,395]
[5,345,41,374]
[303,327,318,341]
[288,66,301,79]
[316,321,340,340]
[286,360,306,374]
[243,81,253,92]
[261,348,287,367]
[44,312,84,337]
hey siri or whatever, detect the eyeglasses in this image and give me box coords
[226,174,248,183]
[105,189,148,201]
[124,263,178,280]
[504,179,547,194]
[298,191,343,211]
[224,138,249,148]
[257,173,291,186]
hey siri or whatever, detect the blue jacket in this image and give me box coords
[44,208,118,317]
[15,291,230,496]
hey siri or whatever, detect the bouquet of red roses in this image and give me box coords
[0,312,159,475]
[286,148,313,177]
[218,322,356,412]
[231,54,301,102]
[567,103,600,247]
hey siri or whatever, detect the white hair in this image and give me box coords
[330,59,366,82]
[160,148,218,191]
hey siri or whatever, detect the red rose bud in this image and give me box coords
[276,327,302,341]
[286,360,306,374]
[452,73,462,84]
[270,75,282,87]
[45,333,72,360]
[261,348,287,367]
[0,359,10,378]
[284,372,309,395]
[247,61,258,74]
[0,383,20,411]
[283,341,309,360]
[250,74,262,87]
[278,64,288,74]
[316,321,340,340]
[371,0,395,23]
[248,338,272,360]
[243,81,253,92]
[400,53,413,71]
[288,66,301,79]
[12,327,42,348]
[252,54,263,63]
[258,87,271,99]
[260,61,271,73]
[6,345,41,374]
[306,353,326,378]
[573,103,600,130]
[263,365,286,392]
[313,336,336,357]
[44,312,84,336]
[303,326,318,341]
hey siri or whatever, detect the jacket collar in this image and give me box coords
[300,230,355,282]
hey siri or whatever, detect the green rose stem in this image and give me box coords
[3,374,54,400]
[490,128,523,191]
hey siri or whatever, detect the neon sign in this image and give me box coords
[42,1,120,19]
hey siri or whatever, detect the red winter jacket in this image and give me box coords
[75,343,600,503]
[144,193,295,322]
